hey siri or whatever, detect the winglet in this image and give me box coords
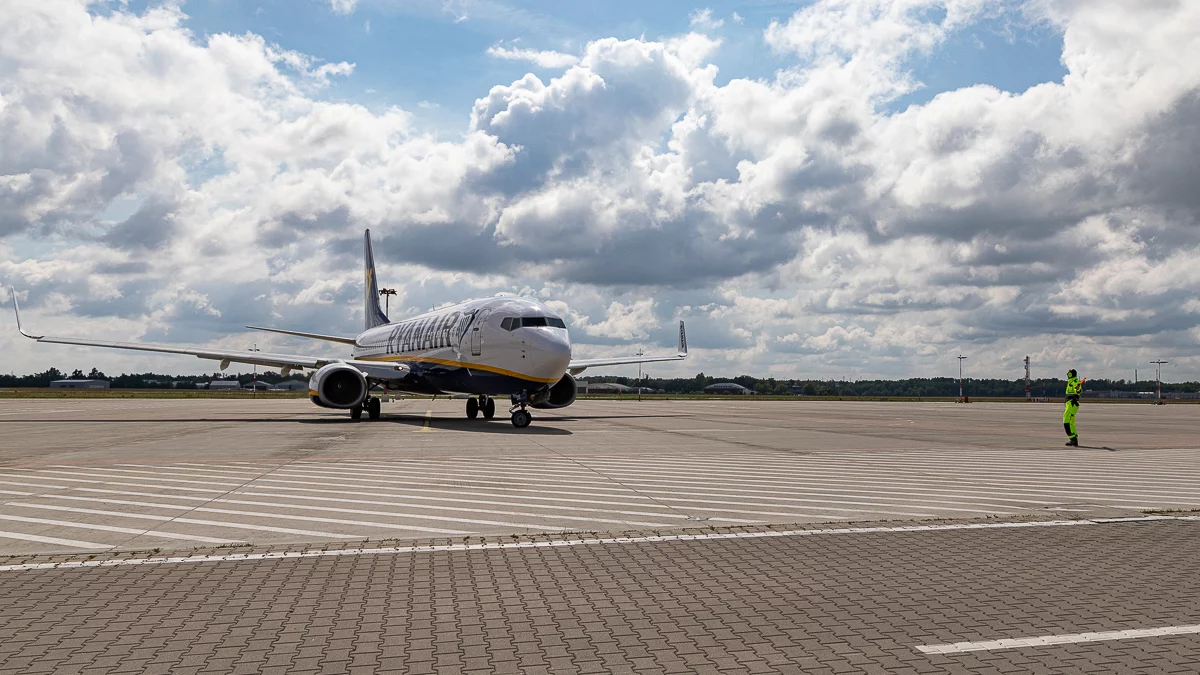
[677,320,687,357]
[10,287,43,340]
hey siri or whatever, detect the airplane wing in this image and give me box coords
[567,320,687,375]
[245,325,357,345]
[10,287,408,379]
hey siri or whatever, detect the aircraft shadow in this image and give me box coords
[536,414,689,421]
[339,415,573,435]
[0,418,314,424]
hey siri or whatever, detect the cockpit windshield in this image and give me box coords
[501,316,566,330]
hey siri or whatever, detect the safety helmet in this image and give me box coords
[1067,369,1077,378]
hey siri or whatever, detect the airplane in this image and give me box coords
[10,229,687,428]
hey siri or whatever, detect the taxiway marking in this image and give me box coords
[0,509,237,545]
[2,516,1194,572]
[916,624,1200,654]
[0,529,109,549]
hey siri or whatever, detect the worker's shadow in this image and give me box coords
[1077,444,1119,452]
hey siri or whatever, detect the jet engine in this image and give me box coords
[531,373,577,409]
[309,363,368,409]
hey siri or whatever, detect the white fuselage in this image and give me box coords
[352,296,572,396]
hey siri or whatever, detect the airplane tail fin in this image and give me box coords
[363,229,390,331]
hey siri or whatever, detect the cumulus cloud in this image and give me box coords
[690,8,724,31]
[2,0,1200,381]
[328,0,359,15]
[486,44,580,69]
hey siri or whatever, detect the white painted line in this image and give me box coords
[570,454,1200,490]
[255,470,947,517]
[24,468,243,488]
[0,489,34,496]
[549,458,1200,504]
[243,483,809,521]
[0,530,109,550]
[0,518,1106,571]
[38,468,674,526]
[0,510,237,545]
[916,624,1200,654]
[0,475,226,494]
[18,496,371,538]
[235,488,756,524]
[33,495,479,535]
[281,464,1024,514]
[234,492,675,528]
[241,477,873,520]
[117,463,270,476]
[207,497,578,532]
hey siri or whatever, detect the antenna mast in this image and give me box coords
[1150,359,1169,403]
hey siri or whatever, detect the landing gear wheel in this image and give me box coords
[511,410,532,428]
[350,406,363,421]
[367,397,381,420]
[482,397,496,419]
[466,397,479,419]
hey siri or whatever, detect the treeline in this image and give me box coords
[581,374,1200,397]
[3,367,1197,396]
[0,368,309,389]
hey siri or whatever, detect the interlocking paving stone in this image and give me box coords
[0,520,1199,673]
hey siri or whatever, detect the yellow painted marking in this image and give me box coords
[417,410,435,433]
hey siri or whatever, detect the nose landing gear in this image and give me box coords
[509,390,533,428]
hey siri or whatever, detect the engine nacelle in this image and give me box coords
[309,363,368,409]
[531,373,577,409]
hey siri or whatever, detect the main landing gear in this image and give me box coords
[351,397,381,421]
[509,390,532,429]
[466,396,496,420]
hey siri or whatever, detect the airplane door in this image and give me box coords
[470,310,491,356]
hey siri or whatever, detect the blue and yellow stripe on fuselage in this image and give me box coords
[357,354,558,396]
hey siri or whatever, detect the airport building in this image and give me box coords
[206,380,242,390]
[703,382,753,395]
[578,382,659,394]
[48,379,110,389]
[273,379,310,391]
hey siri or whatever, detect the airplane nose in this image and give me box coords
[532,330,572,379]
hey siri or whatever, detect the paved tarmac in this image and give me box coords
[0,398,1198,673]
[0,398,1198,555]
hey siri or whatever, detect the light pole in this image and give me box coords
[957,355,967,402]
[637,349,644,401]
[379,288,397,315]
[1150,359,1169,402]
[1024,356,1031,402]
[249,344,260,398]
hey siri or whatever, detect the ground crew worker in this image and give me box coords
[1063,369,1085,446]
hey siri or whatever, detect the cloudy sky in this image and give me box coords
[2,0,1199,382]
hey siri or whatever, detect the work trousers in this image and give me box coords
[1063,401,1079,439]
